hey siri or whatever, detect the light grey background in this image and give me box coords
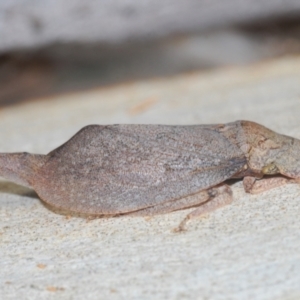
[1,0,300,52]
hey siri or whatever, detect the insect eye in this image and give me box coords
[262,163,279,174]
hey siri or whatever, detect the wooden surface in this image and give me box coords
[1,56,300,299]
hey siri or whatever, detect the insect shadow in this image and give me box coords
[0,181,39,199]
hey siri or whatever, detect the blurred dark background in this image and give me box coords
[1,0,300,106]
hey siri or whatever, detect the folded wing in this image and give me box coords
[36,124,246,214]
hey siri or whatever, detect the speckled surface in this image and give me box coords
[1,56,300,299]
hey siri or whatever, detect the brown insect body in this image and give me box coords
[0,121,299,224]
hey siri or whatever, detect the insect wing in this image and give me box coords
[36,125,246,214]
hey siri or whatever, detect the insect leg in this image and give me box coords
[127,185,233,231]
[174,185,233,232]
[243,176,289,194]
[127,189,211,217]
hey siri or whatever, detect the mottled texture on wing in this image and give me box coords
[35,125,246,214]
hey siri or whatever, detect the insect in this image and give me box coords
[0,120,299,230]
